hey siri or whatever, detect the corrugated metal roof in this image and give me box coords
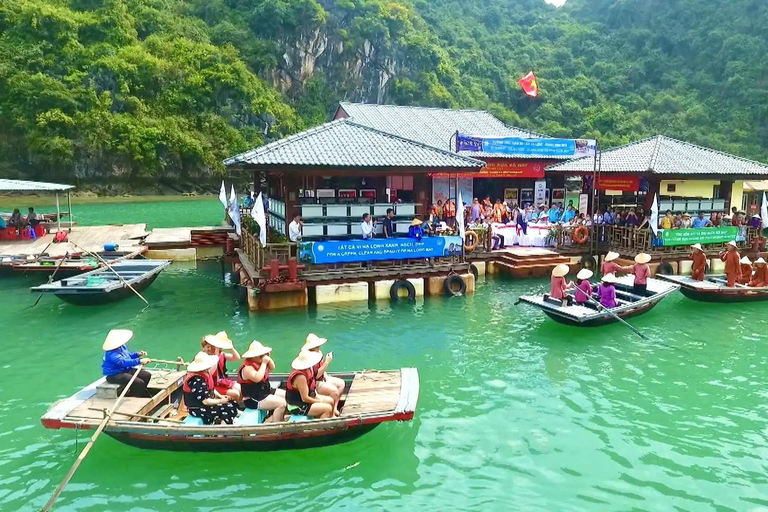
[0,179,75,192]
[337,102,564,160]
[546,135,768,176]
[224,119,485,169]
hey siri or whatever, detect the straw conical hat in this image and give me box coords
[727,241,737,248]
[740,256,752,265]
[605,251,620,262]
[690,243,703,251]
[291,350,323,371]
[204,332,233,350]
[601,273,617,283]
[634,253,651,264]
[576,269,593,280]
[242,340,272,359]
[187,352,219,372]
[755,257,766,265]
[552,264,569,278]
[102,329,134,351]
[302,333,328,350]
[410,218,423,226]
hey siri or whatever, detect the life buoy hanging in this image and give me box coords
[464,231,479,252]
[572,226,589,244]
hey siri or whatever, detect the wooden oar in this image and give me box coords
[31,251,69,308]
[87,408,184,424]
[69,242,149,306]
[149,358,188,366]
[42,366,144,512]
[583,294,648,340]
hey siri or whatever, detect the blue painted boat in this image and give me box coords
[30,259,171,305]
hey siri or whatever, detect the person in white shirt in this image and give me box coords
[288,212,302,242]
[360,213,374,239]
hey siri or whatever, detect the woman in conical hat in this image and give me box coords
[690,244,707,281]
[200,331,242,403]
[101,329,152,398]
[597,273,618,308]
[285,350,334,419]
[574,268,594,305]
[549,264,573,304]
[621,253,651,296]
[738,256,753,285]
[237,341,286,423]
[302,333,344,416]
[183,352,239,425]
[719,241,741,287]
[749,257,768,287]
[602,251,621,276]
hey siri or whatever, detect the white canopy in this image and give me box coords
[0,179,75,192]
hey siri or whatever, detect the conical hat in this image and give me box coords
[291,350,323,370]
[102,329,134,351]
[204,332,233,350]
[634,253,651,264]
[601,273,617,283]
[552,264,569,277]
[242,340,272,359]
[727,241,737,248]
[576,269,593,280]
[605,251,620,262]
[755,257,766,265]
[690,243,703,251]
[187,352,219,372]
[302,332,328,350]
[740,256,752,265]
[410,218,423,226]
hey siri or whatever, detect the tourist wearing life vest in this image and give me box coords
[302,333,344,417]
[621,253,651,296]
[601,252,621,276]
[285,351,334,419]
[690,243,707,281]
[749,258,768,287]
[200,331,241,403]
[738,256,753,285]
[444,199,456,227]
[101,329,151,397]
[183,352,239,425]
[237,340,286,423]
[719,241,741,287]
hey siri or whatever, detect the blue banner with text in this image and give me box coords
[299,236,464,264]
[457,134,596,158]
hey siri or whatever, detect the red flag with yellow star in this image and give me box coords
[518,71,539,98]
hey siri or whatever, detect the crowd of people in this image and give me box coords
[100,329,344,425]
[0,207,40,230]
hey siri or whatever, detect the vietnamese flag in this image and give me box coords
[518,71,539,98]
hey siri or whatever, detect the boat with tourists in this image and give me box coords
[517,274,680,327]
[30,259,171,305]
[655,274,768,302]
[40,366,420,451]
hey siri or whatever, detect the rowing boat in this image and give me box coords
[30,259,171,305]
[13,248,147,277]
[517,275,680,327]
[656,274,768,302]
[41,367,420,451]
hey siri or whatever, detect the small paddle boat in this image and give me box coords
[13,248,146,277]
[517,275,680,327]
[656,274,768,302]
[41,366,420,452]
[30,259,171,305]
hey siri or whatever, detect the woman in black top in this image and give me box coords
[183,352,238,425]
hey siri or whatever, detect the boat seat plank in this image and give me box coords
[67,397,152,420]
[342,371,401,416]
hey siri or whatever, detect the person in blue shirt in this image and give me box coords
[603,207,614,225]
[561,205,576,224]
[102,329,152,397]
[547,205,560,223]
[407,218,424,241]
[693,212,713,229]
[243,193,255,208]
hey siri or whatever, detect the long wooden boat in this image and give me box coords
[41,367,420,451]
[13,247,147,276]
[30,259,171,305]
[656,274,768,302]
[517,275,680,327]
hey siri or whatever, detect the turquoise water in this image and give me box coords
[2,200,768,511]
[67,199,222,229]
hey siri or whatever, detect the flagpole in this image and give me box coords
[591,139,600,257]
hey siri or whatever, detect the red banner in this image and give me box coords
[595,175,640,191]
[432,160,551,179]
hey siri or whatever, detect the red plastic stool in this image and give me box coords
[34,224,46,237]
[6,226,18,239]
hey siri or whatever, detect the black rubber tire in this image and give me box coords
[657,262,674,275]
[390,279,416,301]
[580,255,596,270]
[444,275,467,296]
[469,263,479,280]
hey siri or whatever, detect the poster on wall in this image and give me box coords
[534,181,547,206]
[552,189,565,203]
[432,177,473,205]
[578,194,589,216]
[504,188,518,202]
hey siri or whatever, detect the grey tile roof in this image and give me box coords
[224,119,485,170]
[337,102,564,160]
[0,179,74,191]
[546,135,768,176]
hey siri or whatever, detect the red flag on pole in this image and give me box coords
[517,71,539,98]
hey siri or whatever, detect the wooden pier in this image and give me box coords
[0,224,147,258]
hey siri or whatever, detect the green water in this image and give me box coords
[66,198,222,229]
[2,201,768,511]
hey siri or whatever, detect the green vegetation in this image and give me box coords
[1,0,766,185]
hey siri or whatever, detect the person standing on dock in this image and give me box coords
[749,258,768,287]
[101,329,151,397]
[288,212,302,242]
[360,213,374,240]
[738,256,753,285]
[382,208,394,238]
[601,251,621,276]
[623,253,651,296]
[719,241,741,287]
[690,243,707,281]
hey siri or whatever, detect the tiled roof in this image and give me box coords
[546,135,768,176]
[336,102,563,160]
[0,179,74,191]
[224,119,485,170]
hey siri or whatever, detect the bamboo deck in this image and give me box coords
[0,224,147,258]
[342,371,401,415]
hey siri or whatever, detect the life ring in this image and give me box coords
[469,263,479,280]
[572,226,589,244]
[580,255,596,270]
[657,262,674,275]
[390,279,416,301]
[464,230,479,252]
[444,275,467,296]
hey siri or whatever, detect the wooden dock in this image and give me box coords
[0,224,147,258]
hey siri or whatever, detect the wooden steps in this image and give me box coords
[492,249,576,278]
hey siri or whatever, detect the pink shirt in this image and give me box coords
[632,263,650,285]
[574,280,593,303]
[550,276,567,299]
[601,261,620,275]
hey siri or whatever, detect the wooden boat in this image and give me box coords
[517,275,680,327]
[656,274,768,302]
[13,247,146,276]
[41,367,420,452]
[30,259,171,305]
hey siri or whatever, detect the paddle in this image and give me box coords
[69,242,149,306]
[42,366,144,512]
[31,251,69,308]
[582,293,649,340]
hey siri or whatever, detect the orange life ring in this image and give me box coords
[572,226,589,244]
[464,230,479,252]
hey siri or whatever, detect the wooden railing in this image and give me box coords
[241,230,295,272]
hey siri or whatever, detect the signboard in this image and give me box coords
[578,194,589,216]
[595,175,640,192]
[457,134,597,158]
[534,181,547,206]
[430,160,549,179]
[299,236,465,264]
[659,227,739,246]
[504,188,518,202]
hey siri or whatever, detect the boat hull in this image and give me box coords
[678,287,768,302]
[54,273,160,306]
[542,299,660,327]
